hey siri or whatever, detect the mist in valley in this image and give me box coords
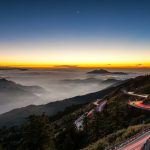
[0,68,149,114]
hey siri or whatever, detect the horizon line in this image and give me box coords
[0,65,150,69]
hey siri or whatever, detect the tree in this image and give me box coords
[83,115,88,134]
[54,115,83,150]
[20,114,55,150]
[114,98,120,127]
[90,111,100,141]
[0,144,4,150]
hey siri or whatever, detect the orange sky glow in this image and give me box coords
[0,40,150,68]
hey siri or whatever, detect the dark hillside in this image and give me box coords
[0,86,115,127]
[0,75,150,150]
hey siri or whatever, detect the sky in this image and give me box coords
[0,0,150,68]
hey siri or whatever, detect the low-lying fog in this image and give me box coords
[0,68,149,114]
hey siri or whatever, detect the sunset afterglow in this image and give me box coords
[0,0,150,68]
[0,41,150,68]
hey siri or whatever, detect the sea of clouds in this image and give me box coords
[0,68,149,113]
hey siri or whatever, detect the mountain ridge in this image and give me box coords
[87,69,128,75]
[0,85,115,127]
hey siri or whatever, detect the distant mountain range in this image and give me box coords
[102,78,122,84]
[62,77,122,84]
[0,78,48,112]
[87,69,128,75]
[0,75,150,127]
[0,84,115,127]
[0,67,28,71]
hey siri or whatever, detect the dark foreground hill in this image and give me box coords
[81,75,150,150]
[0,75,150,150]
[142,139,150,150]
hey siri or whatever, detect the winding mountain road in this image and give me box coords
[117,130,150,150]
[127,92,149,99]
[115,90,150,149]
[74,99,107,130]
[124,91,150,111]
[128,101,150,111]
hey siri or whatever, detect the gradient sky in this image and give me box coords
[0,0,150,68]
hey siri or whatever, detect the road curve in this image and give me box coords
[128,101,150,111]
[117,130,150,150]
[124,91,150,111]
[127,92,149,99]
[74,99,107,130]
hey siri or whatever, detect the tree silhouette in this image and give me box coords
[20,115,55,150]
